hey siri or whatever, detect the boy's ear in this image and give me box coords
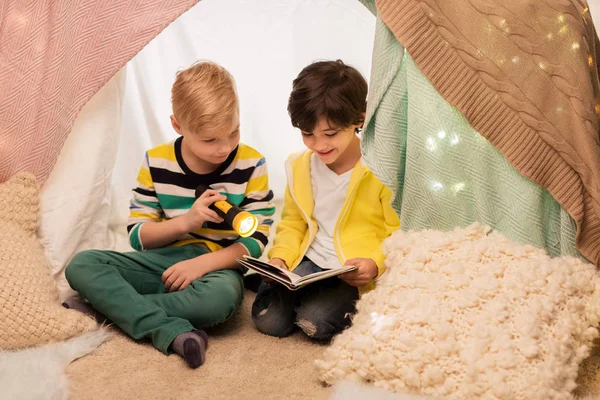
[170,115,182,135]
[359,112,366,128]
[355,112,366,134]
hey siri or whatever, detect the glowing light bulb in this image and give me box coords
[195,184,258,238]
[430,181,444,192]
[426,137,438,152]
[238,216,258,237]
[452,182,466,194]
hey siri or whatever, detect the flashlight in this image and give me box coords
[195,184,259,238]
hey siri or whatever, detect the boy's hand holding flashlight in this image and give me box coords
[194,184,259,237]
[182,189,226,231]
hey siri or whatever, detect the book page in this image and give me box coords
[295,265,357,284]
[238,257,303,284]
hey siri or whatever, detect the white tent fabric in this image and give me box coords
[38,0,376,297]
[39,70,126,299]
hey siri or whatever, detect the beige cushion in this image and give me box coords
[316,224,600,399]
[0,173,96,350]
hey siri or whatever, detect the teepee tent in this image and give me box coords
[5,1,600,399]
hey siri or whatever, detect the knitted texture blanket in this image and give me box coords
[368,0,600,264]
[0,0,201,186]
[360,1,579,260]
[0,173,96,350]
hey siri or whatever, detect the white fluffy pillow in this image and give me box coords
[315,224,600,400]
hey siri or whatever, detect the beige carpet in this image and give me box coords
[65,290,600,400]
[576,339,600,398]
[66,291,331,400]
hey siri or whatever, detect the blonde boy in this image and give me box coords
[64,62,275,368]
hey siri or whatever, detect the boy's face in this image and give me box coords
[301,116,361,166]
[171,113,241,167]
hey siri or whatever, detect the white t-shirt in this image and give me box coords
[304,153,352,269]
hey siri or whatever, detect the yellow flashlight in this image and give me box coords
[195,184,258,237]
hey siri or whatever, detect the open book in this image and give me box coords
[237,255,357,290]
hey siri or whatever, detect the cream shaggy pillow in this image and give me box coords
[0,173,96,350]
[315,224,600,400]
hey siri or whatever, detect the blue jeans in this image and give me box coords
[251,258,359,340]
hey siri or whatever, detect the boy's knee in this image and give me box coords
[295,318,324,339]
[251,309,294,338]
[295,315,337,341]
[295,306,350,341]
[65,250,104,287]
[68,249,105,267]
[213,283,243,319]
[252,318,293,338]
[187,279,243,327]
[250,294,294,338]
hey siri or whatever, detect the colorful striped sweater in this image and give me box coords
[127,137,275,258]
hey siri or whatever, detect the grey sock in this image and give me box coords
[171,330,208,369]
[62,296,107,323]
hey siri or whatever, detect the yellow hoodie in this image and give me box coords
[268,150,400,293]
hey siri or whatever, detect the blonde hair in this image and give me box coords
[171,61,238,132]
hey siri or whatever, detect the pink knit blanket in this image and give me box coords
[0,0,201,185]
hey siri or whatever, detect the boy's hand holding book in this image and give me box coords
[269,258,288,270]
[338,258,378,287]
[262,258,288,284]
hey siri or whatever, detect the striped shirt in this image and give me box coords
[127,137,275,258]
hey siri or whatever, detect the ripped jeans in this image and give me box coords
[251,258,359,341]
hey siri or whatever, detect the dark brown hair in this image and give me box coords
[287,60,367,133]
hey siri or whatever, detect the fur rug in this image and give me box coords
[0,329,110,400]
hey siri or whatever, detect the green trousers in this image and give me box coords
[65,245,244,354]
